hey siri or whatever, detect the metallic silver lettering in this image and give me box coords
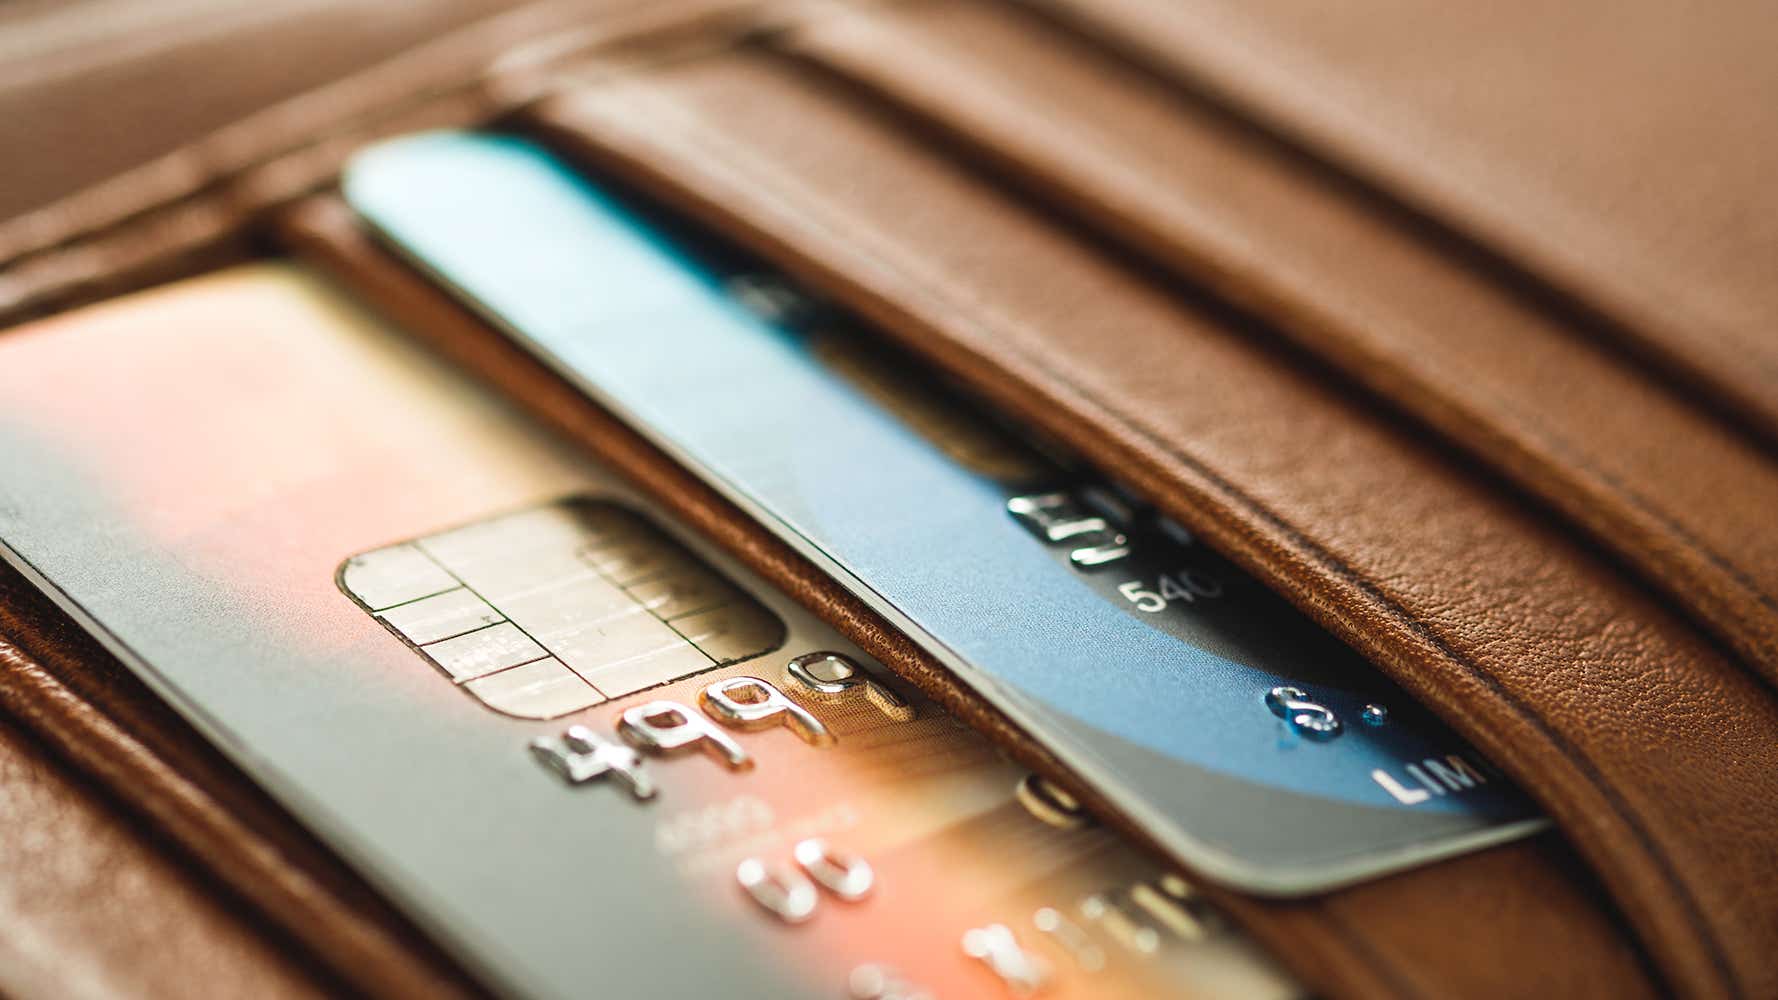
[783,652,914,723]
[1265,686,1342,741]
[529,725,655,799]
[1130,877,1212,942]
[1080,894,1161,956]
[1371,767,1432,805]
[962,923,1050,995]
[699,676,833,746]
[793,838,874,900]
[619,700,752,770]
[736,858,817,924]
[1033,907,1105,972]
[1423,754,1487,792]
[1405,762,1445,796]
[1067,536,1133,569]
[1008,493,1131,569]
[1015,773,1090,830]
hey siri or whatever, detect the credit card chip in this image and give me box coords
[339,498,785,718]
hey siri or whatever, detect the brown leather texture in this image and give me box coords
[0,565,490,1000]
[522,41,1778,999]
[0,0,771,324]
[1030,0,1778,452]
[3,1,1775,998]
[0,3,777,997]
[278,194,1659,1000]
[0,0,537,220]
[778,0,1778,694]
[0,673,332,1000]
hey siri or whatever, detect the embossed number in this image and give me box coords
[1117,581,1166,613]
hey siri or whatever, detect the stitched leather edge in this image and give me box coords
[281,188,1670,1000]
[528,79,1739,997]
[1018,0,1778,455]
[275,194,1452,1000]
[770,5,1778,691]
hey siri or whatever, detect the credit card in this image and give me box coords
[0,264,1298,999]
[342,131,1544,895]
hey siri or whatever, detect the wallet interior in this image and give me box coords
[4,2,1776,998]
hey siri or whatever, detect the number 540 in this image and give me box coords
[1117,570,1223,613]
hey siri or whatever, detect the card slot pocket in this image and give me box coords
[520,51,1778,999]
[279,192,1658,1000]
[0,0,770,328]
[0,565,484,999]
[773,0,1778,701]
[1019,0,1778,452]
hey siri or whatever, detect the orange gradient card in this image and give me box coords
[0,263,1295,1000]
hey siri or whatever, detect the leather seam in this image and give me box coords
[1309,898,1426,1000]
[0,640,468,996]
[995,0,1778,462]
[280,198,1429,1000]
[963,306,1739,1000]
[549,82,1738,996]
[778,14,1778,674]
[1018,0,1778,410]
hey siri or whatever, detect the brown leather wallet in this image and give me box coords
[3,1,1774,997]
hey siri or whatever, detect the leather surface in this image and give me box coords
[1030,0,1778,451]
[525,49,1778,999]
[0,687,330,1000]
[778,0,1778,693]
[0,5,766,997]
[0,565,489,1000]
[0,0,759,324]
[0,5,585,994]
[2,1,1773,997]
[0,0,533,219]
[278,194,1660,1000]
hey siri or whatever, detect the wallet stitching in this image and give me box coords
[558,85,1738,996]
[781,12,1778,671]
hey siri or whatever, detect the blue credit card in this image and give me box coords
[342,131,1543,894]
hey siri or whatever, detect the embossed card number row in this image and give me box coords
[339,499,785,718]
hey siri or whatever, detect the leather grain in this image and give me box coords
[0,0,555,221]
[0,566,488,999]
[0,693,330,1000]
[777,0,1778,704]
[1029,0,1778,451]
[526,51,1778,999]
[0,0,765,325]
[2,0,1772,996]
[279,193,1660,1000]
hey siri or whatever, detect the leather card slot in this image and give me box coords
[279,193,1658,1000]
[773,0,1778,699]
[520,51,1778,999]
[0,640,338,996]
[1020,0,1778,452]
[0,0,775,329]
[0,565,486,999]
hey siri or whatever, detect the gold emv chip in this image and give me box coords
[339,498,785,718]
